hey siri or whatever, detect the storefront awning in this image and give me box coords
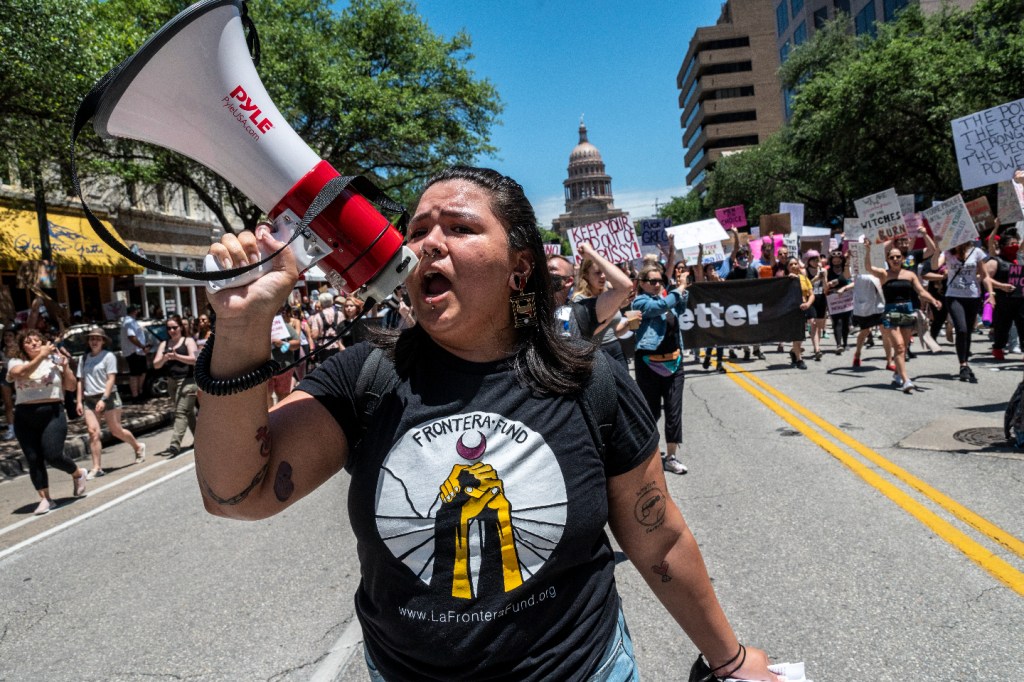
[0,206,144,276]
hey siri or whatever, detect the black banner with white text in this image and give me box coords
[681,278,805,349]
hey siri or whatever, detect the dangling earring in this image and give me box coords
[510,273,537,328]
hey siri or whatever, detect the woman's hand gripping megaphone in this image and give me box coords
[206,222,299,330]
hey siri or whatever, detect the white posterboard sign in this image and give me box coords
[855,188,907,263]
[997,179,1024,223]
[567,216,641,265]
[922,195,979,252]
[664,217,730,251]
[782,234,800,257]
[826,290,855,315]
[848,241,866,276]
[951,97,1024,191]
[779,202,805,232]
[270,315,289,342]
[681,241,726,264]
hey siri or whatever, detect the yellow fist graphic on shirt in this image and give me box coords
[437,462,523,599]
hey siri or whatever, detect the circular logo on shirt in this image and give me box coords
[375,411,567,600]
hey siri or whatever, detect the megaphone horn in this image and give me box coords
[85,0,416,300]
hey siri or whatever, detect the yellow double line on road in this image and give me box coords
[723,363,1024,597]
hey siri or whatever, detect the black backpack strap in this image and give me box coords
[578,349,618,463]
[353,346,400,447]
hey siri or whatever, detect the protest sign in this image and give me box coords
[715,205,747,230]
[904,213,929,250]
[997,179,1024,223]
[782,234,799,257]
[543,243,562,256]
[843,218,863,241]
[847,241,866,276]
[951,97,1024,191]
[748,234,783,262]
[922,195,978,252]
[855,188,907,263]
[800,238,826,257]
[826,290,855,315]
[681,241,725,264]
[965,196,996,235]
[270,315,289,342]
[567,215,641,265]
[681,278,804,348]
[665,218,730,250]
[779,202,805,232]
[759,212,792,234]
[898,194,915,217]
[638,218,671,246]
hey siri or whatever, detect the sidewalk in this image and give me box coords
[0,397,175,479]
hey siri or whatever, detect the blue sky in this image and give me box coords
[344,1,726,226]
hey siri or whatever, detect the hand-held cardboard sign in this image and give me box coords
[567,216,642,265]
[951,97,1024,191]
[855,188,907,264]
[922,195,979,252]
[714,205,747,230]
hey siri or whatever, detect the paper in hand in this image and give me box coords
[725,661,811,682]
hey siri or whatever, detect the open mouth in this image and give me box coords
[422,271,453,299]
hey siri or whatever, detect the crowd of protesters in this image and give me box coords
[1,199,1016,515]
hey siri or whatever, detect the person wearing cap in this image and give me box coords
[76,326,147,478]
[119,303,149,402]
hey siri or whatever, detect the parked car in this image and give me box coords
[60,319,170,398]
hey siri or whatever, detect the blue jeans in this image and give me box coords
[364,608,639,681]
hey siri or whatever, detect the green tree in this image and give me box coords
[74,0,503,232]
[657,190,705,225]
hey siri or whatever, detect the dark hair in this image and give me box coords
[1002,228,1020,242]
[15,329,46,360]
[375,166,593,395]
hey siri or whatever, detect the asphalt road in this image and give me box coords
[1,333,1022,681]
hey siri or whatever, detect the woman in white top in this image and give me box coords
[75,326,147,479]
[931,241,993,383]
[6,329,84,515]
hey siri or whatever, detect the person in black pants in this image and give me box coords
[985,228,1023,360]
[6,330,86,515]
[932,241,992,382]
[825,249,853,354]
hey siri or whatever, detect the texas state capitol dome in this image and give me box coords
[552,117,626,235]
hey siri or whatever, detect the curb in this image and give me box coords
[0,410,175,480]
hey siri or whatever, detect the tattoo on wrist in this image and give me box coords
[198,459,270,506]
[651,560,672,583]
[634,481,667,533]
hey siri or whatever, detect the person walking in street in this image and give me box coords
[868,245,942,392]
[119,303,149,403]
[632,262,690,475]
[984,227,1022,360]
[75,326,146,478]
[194,165,781,682]
[803,250,828,362]
[932,240,992,383]
[153,314,197,457]
[1,327,18,441]
[7,330,85,515]
[570,242,634,370]
[825,249,853,354]
[786,256,813,370]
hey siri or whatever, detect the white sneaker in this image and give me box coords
[33,498,55,515]
[661,454,688,475]
[73,468,88,497]
[135,442,147,463]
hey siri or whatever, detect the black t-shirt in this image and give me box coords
[298,339,658,681]
[725,263,759,281]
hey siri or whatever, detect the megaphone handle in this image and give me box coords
[204,222,290,293]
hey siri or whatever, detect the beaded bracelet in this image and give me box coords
[194,333,281,397]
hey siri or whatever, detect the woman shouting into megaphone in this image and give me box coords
[193,166,784,682]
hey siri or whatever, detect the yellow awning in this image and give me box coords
[0,206,143,276]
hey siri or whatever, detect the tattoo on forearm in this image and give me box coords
[198,459,271,506]
[651,561,672,583]
[634,481,666,533]
[256,425,272,457]
[274,461,295,502]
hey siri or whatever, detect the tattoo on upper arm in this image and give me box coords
[634,481,666,533]
[256,425,272,457]
[274,461,295,502]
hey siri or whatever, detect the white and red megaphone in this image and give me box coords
[90,0,416,300]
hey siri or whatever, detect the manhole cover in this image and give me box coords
[952,427,1010,448]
